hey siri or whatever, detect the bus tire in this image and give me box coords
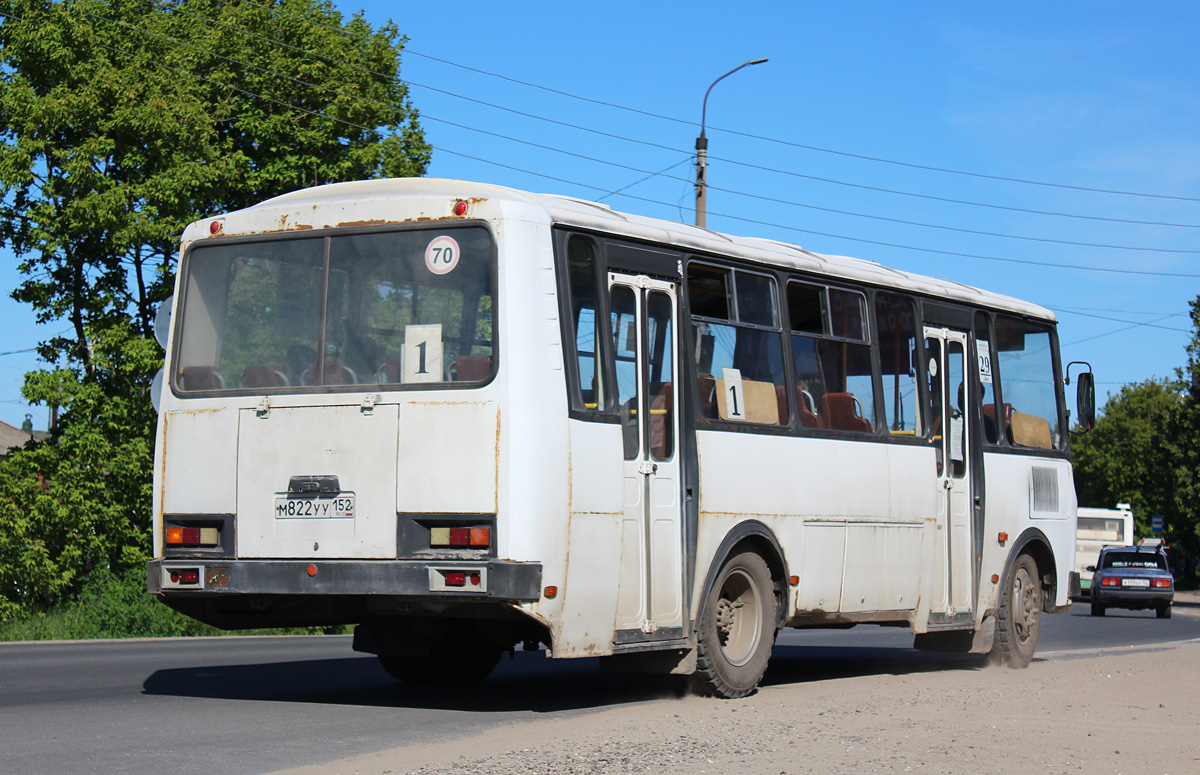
[377,642,502,685]
[991,553,1042,668]
[693,551,776,699]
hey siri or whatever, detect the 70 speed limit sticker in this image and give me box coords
[425,235,461,275]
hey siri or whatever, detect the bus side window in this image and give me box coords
[875,293,923,435]
[688,263,787,426]
[974,312,1002,445]
[993,316,1062,450]
[788,282,876,434]
[565,235,609,413]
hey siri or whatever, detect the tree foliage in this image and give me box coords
[0,0,429,620]
[1071,295,1200,577]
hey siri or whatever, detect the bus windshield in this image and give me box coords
[173,226,496,393]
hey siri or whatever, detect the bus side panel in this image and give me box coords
[978,453,1077,613]
[555,420,625,657]
[693,431,932,622]
[494,216,572,638]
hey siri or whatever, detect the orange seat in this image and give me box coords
[455,355,492,382]
[822,392,872,433]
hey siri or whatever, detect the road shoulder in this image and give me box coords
[274,639,1200,775]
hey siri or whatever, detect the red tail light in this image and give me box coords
[169,569,200,585]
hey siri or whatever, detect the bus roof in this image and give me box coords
[223,177,1055,322]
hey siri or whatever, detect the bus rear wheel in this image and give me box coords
[693,551,776,699]
[991,553,1042,668]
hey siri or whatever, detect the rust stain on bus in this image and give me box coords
[335,219,390,229]
[493,407,502,515]
[276,214,314,231]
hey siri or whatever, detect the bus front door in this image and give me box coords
[924,327,976,619]
[609,273,685,640]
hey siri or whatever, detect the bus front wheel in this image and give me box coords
[991,553,1042,668]
[693,551,777,699]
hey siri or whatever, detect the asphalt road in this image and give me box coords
[2,602,1198,775]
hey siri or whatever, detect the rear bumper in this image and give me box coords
[147,558,543,602]
[1092,587,1173,609]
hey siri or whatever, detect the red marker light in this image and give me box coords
[209,220,222,234]
[444,571,466,587]
[453,201,468,216]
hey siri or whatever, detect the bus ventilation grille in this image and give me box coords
[1031,466,1060,514]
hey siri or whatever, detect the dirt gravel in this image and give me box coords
[274,632,1200,775]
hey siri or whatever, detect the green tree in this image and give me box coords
[1165,296,1200,574]
[1071,294,1200,578]
[0,0,430,620]
[1071,379,1183,539]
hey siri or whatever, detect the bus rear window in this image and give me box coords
[174,227,496,393]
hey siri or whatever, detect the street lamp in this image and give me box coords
[695,57,768,228]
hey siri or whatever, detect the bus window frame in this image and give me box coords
[782,277,883,439]
[685,258,792,433]
[170,221,500,400]
[554,229,684,424]
[980,311,1070,459]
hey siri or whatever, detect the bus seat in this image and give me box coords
[822,392,872,433]
[375,358,403,384]
[179,366,225,391]
[797,387,824,429]
[322,361,359,385]
[649,382,674,459]
[303,361,359,386]
[455,355,492,382]
[242,365,289,389]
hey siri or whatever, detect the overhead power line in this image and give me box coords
[89,11,1200,257]
[224,0,1200,205]
[9,9,1198,281]
[157,1,1200,234]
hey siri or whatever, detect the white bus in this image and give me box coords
[149,178,1094,697]
[1075,504,1135,595]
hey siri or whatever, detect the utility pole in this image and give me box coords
[695,57,768,228]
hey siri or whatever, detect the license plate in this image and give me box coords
[1122,578,1150,588]
[274,494,355,519]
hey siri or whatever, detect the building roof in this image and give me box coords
[0,418,37,458]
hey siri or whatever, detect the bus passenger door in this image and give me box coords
[924,327,975,617]
[609,273,685,639]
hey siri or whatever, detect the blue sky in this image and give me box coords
[3,1,1198,430]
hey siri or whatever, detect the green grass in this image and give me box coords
[0,569,346,641]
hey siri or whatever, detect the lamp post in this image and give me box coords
[695,57,768,228]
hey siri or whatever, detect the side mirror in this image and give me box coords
[154,295,174,350]
[1067,361,1096,431]
[1076,371,1096,430]
[1086,565,1096,573]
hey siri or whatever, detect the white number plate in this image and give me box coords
[274,495,355,519]
[1122,578,1150,588]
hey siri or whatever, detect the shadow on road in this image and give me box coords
[142,643,988,713]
